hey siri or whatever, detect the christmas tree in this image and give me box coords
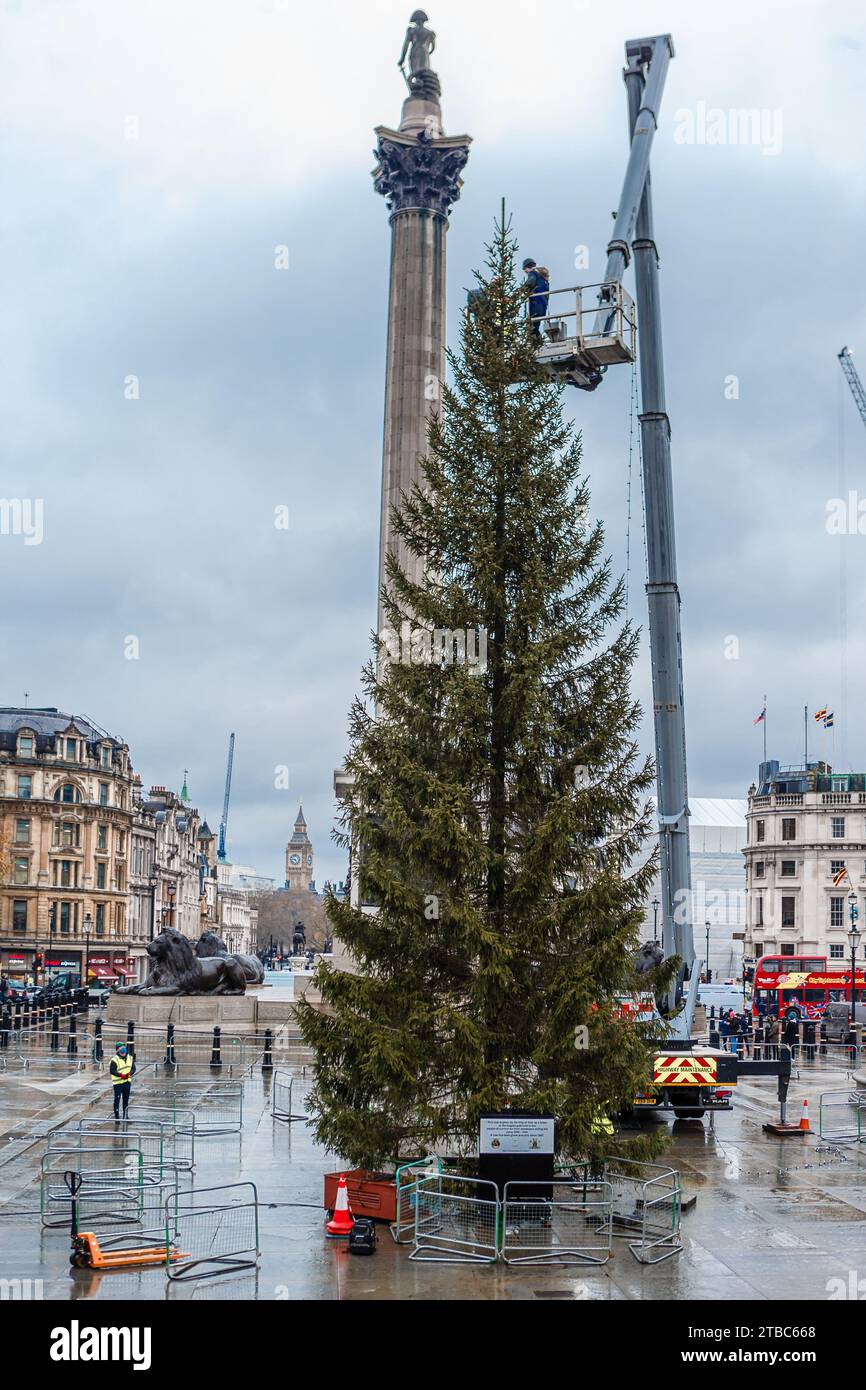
[296,216,673,1169]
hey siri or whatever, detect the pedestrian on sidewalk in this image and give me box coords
[110,1042,135,1120]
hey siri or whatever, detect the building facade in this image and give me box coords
[642,797,747,981]
[743,759,866,967]
[0,707,139,985]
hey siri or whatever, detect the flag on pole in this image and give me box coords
[824,711,835,728]
[833,865,849,887]
[753,707,766,725]
[814,708,828,723]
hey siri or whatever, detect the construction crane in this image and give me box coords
[534,35,696,1029]
[217,732,235,863]
[839,346,866,428]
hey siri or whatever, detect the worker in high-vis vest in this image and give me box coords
[110,1043,135,1119]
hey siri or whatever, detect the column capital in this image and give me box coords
[373,126,471,219]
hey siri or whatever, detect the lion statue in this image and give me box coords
[194,929,264,985]
[114,928,247,996]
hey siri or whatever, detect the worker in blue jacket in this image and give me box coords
[523,258,550,339]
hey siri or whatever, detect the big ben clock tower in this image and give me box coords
[285,804,314,890]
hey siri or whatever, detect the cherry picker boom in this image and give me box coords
[839,346,866,429]
[533,35,695,1030]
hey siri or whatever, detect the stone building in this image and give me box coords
[284,805,314,890]
[743,759,866,967]
[0,707,139,985]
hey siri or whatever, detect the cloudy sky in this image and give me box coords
[2,0,865,887]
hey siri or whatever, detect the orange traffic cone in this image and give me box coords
[326,1174,355,1238]
[799,1099,811,1132]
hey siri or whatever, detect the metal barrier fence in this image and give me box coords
[789,1042,861,1072]
[121,1106,196,1170]
[818,1090,866,1142]
[41,1147,144,1228]
[164,1181,260,1281]
[125,1027,248,1072]
[391,1157,442,1243]
[1,1026,100,1070]
[137,1081,244,1136]
[501,1179,613,1266]
[271,1069,306,1124]
[410,1174,500,1265]
[602,1159,682,1265]
[49,1125,166,1176]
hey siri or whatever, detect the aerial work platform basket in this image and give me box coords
[532,280,636,389]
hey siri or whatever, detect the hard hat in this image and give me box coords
[522,258,537,269]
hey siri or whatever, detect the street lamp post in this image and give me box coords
[848,893,861,1041]
[705,921,711,982]
[149,867,159,942]
[83,912,92,988]
[651,897,660,946]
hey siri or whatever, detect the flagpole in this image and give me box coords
[804,704,808,769]
[763,694,767,764]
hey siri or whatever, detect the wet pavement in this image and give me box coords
[1,1039,865,1301]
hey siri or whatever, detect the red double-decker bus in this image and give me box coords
[752,953,866,1022]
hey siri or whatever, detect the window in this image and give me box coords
[13,857,28,885]
[831,860,846,876]
[96,863,106,889]
[780,860,796,877]
[54,784,81,804]
[18,735,34,757]
[14,819,30,844]
[65,738,77,760]
[832,776,848,792]
[781,896,796,927]
[803,958,825,972]
[781,818,797,841]
[59,902,70,934]
[12,900,27,933]
[116,831,125,854]
[115,866,124,892]
[830,943,845,960]
[830,897,845,927]
[753,942,763,958]
[59,861,75,888]
[832,816,846,839]
[754,860,765,877]
[99,745,110,768]
[95,904,105,935]
[756,896,764,926]
[99,783,109,807]
[781,943,796,956]
[761,958,780,974]
[97,825,107,851]
[756,819,765,843]
[59,822,79,848]
[17,775,32,799]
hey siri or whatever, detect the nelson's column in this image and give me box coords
[372,11,471,629]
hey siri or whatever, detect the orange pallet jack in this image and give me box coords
[65,1171,187,1271]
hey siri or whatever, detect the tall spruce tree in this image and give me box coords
[296,217,673,1169]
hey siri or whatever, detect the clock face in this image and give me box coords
[290,854,301,865]
[306,855,313,866]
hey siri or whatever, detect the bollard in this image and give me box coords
[210,1026,222,1068]
[50,1008,60,1052]
[67,1013,78,1057]
[0,1008,9,1050]
[164,1022,176,1068]
[261,1028,273,1072]
[13,998,22,1033]
[126,1020,135,1059]
[709,1028,720,1050]
[93,1017,103,1063]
